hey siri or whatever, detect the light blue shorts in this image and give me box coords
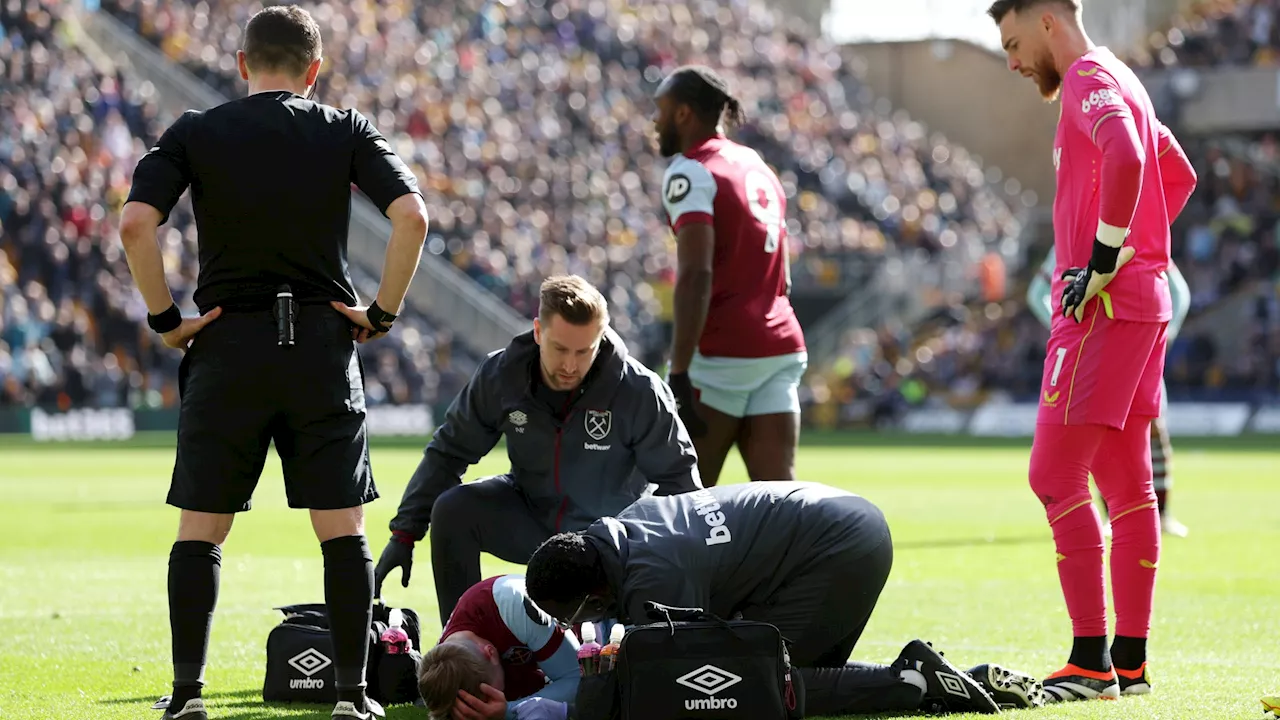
[688,351,808,418]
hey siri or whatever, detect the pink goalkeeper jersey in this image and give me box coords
[1052,47,1173,325]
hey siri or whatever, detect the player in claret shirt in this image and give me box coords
[990,0,1197,703]
[417,575,583,720]
[653,66,807,487]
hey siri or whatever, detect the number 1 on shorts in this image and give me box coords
[1049,347,1067,387]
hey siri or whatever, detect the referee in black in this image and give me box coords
[118,7,427,720]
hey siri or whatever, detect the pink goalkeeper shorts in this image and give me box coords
[1037,302,1167,430]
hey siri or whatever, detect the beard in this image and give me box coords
[657,124,681,157]
[541,359,581,390]
[1034,55,1062,102]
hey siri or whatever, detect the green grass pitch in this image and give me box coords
[0,437,1276,719]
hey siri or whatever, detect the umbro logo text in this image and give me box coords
[685,697,739,710]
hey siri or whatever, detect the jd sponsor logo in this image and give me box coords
[677,664,742,711]
[288,648,332,689]
[690,490,732,546]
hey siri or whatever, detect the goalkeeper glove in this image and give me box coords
[1061,241,1137,323]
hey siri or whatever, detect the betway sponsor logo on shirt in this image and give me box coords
[690,490,732,546]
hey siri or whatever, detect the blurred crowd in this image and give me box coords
[0,0,473,410]
[102,0,1026,357]
[7,0,1277,423]
[797,0,1280,428]
[1130,0,1280,68]
[803,130,1280,428]
[0,0,171,409]
[802,133,1280,428]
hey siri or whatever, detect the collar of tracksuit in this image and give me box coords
[585,517,632,624]
[496,327,631,421]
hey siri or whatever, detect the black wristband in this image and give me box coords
[147,304,182,334]
[367,300,398,334]
[1089,238,1122,274]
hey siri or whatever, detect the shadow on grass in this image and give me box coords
[895,534,1045,551]
[99,689,261,706]
[99,690,424,718]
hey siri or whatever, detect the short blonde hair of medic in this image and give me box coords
[538,275,610,327]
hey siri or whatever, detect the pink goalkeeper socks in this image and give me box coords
[1107,500,1160,639]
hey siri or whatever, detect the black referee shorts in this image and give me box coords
[168,305,377,513]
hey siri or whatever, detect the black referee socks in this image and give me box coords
[322,535,375,706]
[168,541,222,709]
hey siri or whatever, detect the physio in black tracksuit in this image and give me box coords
[525,482,1020,716]
[374,276,703,626]
[119,8,428,720]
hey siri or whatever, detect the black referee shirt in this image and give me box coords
[127,90,421,313]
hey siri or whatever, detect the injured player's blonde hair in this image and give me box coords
[418,641,502,720]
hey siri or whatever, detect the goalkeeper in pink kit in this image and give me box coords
[988,0,1197,703]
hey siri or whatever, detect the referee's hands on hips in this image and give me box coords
[160,307,223,351]
[330,301,392,343]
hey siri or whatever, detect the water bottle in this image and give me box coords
[377,608,418,704]
[380,608,411,655]
[577,623,602,676]
[599,624,624,673]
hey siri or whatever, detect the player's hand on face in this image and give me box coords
[160,307,222,351]
[453,683,507,720]
[329,301,386,343]
[1060,246,1136,323]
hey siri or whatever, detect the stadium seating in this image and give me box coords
[802,130,1280,426]
[0,1,472,410]
[1131,0,1280,68]
[7,0,1275,421]
[800,0,1280,428]
[100,0,1026,359]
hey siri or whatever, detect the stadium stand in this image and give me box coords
[797,0,1280,428]
[801,127,1280,427]
[1130,0,1280,69]
[0,0,474,410]
[100,0,1027,363]
[9,0,1275,425]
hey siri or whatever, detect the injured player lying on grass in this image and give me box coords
[416,574,585,720]
[525,481,1050,716]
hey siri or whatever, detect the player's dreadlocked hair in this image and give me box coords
[663,65,747,129]
[525,532,605,606]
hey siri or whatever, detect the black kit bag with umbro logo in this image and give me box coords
[577,602,805,720]
[262,602,424,706]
